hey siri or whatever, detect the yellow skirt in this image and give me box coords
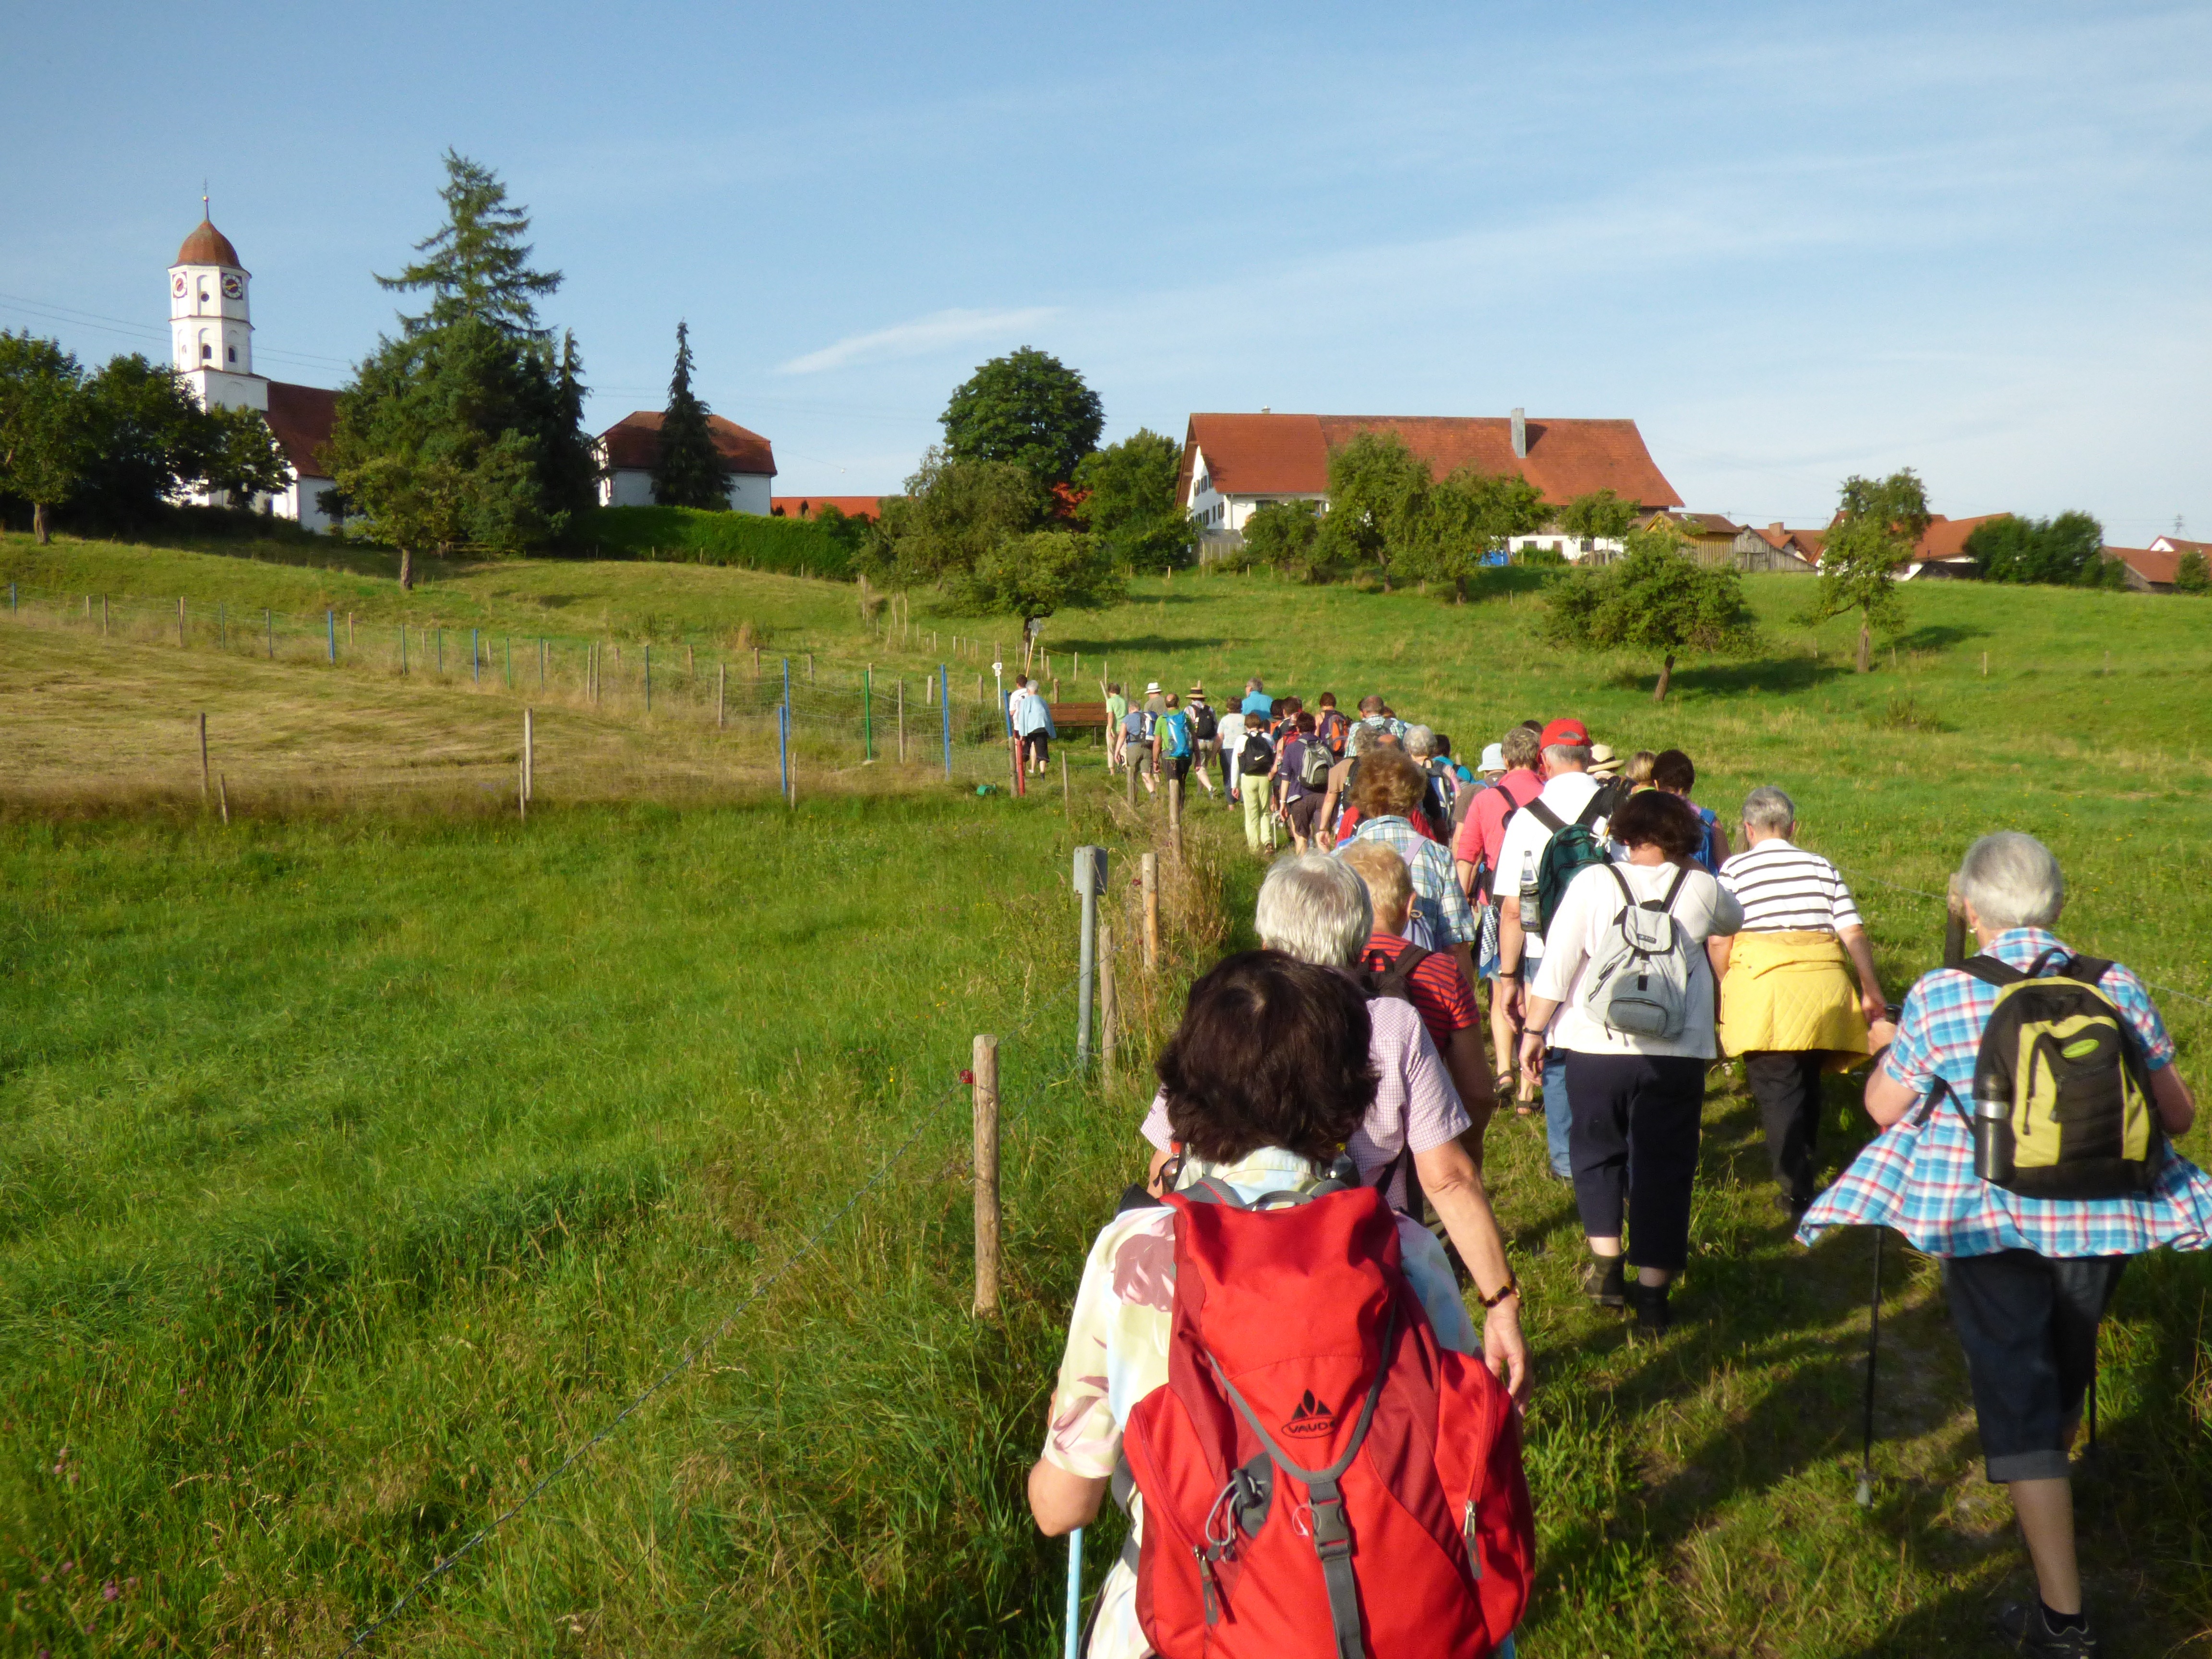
[1718,930,1869,1064]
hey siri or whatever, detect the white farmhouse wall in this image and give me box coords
[727,472,771,515]
[601,467,774,513]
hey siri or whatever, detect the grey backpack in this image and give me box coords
[1580,863,1696,1041]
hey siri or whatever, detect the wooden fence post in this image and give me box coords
[1099,921,1118,1078]
[972,1034,1001,1317]
[523,707,534,803]
[217,772,229,827]
[198,711,209,805]
[178,597,186,647]
[1062,752,1071,819]
[1944,873,1968,970]
[898,678,907,763]
[1142,852,1160,970]
[718,663,727,729]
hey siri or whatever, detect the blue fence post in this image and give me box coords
[783,656,791,714]
[327,610,336,664]
[778,704,790,804]
[941,663,951,779]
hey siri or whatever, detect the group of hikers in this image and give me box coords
[1023,685,2210,1659]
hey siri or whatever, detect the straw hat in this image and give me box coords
[1587,743,1623,778]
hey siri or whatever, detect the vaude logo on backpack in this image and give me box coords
[1121,1184,1534,1659]
[1933,950,2165,1201]
[1580,863,1695,1040]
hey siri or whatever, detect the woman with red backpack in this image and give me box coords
[1030,950,1534,1659]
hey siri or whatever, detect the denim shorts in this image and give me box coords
[1942,1250,2126,1482]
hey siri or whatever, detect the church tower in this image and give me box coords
[170,207,267,414]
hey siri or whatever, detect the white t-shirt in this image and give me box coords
[1718,838,1864,933]
[1493,770,1610,966]
[1531,858,1743,1058]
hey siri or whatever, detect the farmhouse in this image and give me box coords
[595,412,778,513]
[1901,513,2007,580]
[167,214,342,530]
[1175,409,1682,557]
[1628,512,1822,574]
[2102,545,2184,592]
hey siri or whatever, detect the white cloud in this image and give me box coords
[775,306,1059,375]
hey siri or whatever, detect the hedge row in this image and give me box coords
[581,505,856,579]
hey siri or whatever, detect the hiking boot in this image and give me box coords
[1626,1280,1671,1336]
[1993,1601,2098,1657]
[1581,1254,1625,1308]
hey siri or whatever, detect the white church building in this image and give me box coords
[169,214,342,530]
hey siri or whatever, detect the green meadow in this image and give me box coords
[1,531,2208,1654]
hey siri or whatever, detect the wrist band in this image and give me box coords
[1476,1272,1520,1310]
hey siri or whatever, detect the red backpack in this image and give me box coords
[1120,1180,1533,1659]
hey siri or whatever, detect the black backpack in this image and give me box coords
[1190,702,1218,742]
[1354,941,1432,1005]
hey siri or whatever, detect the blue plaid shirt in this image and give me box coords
[1798,928,2212,1259]
[1340,816,1480,950]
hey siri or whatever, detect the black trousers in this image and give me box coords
[1943,1250,2126,1482]
[1564,1050,1708,1272]
[1743,1049,1829,1208]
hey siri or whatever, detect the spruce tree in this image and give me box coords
[651,322,732,510]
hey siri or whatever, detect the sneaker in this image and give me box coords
[1993,1601,2097,1657]
[1626,1280,1671,1336]
[1580,1255,1625,1308]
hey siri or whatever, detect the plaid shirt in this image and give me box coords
[1798,928,2212,1259]
[1341,816,1481,950]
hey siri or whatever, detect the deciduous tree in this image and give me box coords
[1966,510,2119,587]
[860,447,1046,590]
[1071,429,1194,572]
[0,331,86,543]
[953,529,1124,641]
[2176,551,2210,595]
[1405,467,1548,601]
[1542,525,1759,701]
[941,348,1103,489]
[1319,430,1429,590]
[1238,498,1328,581]
[1801,469,1930,672]
[651,321,732,510]
[1556,488,1639,553]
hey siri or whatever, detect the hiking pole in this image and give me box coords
[1064,1527,1085,1659]
[1857,1227,1884,1507]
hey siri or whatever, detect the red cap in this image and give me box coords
[1539,717,1590,748]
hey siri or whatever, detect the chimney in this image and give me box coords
[1261,406,1271,414]
[1510,408,1527,459]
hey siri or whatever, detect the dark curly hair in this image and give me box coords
[1608,788,1706,858]
[1155,951,1377,1166]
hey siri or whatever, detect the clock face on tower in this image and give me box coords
[172,274,187,297]
[221,273,243,299]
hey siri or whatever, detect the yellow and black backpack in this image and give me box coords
[1934,949,2164,1200]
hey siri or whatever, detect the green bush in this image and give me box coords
[583,505,856,578]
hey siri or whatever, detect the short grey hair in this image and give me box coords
[1403,723,1437,758]
[1346,722,1379,758]
[1256,853,1372,967]
[1543,743,1592,768]
[1742,786,1796,834]
[1958,832,2066,931]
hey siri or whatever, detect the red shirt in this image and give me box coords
[1451,769,1543,891]
[1358,931,1478,1056]
[1334,806,1439,848]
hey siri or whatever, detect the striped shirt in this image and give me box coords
[1718,838,1864,933]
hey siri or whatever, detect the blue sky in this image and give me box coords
[5,1,2206,541]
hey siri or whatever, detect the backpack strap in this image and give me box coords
[1958,953,2024,989]
[1206,1302,1401,1659]
[1574,790,1609,831]
[1651,862,1691,914]
[1524,798,1565,835]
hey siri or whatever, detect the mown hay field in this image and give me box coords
[1,532,2208,1655]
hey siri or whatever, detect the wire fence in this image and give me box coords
[341,974,1094,1654]
[3,577,1107,800]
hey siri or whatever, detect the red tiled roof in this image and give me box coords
[1176,412,1681,512]
[264,380,338,480]
[1642,510,1742,536]
[1913,513,2008,562]
[2152,536,2212,556]
[2104,545,2179,585]
[597,410,776,477]
[175,218,242,269]
[770,494,883,520]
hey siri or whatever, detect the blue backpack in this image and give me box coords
[1161,710,1192,759]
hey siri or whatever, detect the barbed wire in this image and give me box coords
[341,974,1091,1653]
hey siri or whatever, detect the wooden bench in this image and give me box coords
[1048,701,1111,732]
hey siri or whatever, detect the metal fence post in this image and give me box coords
[941,664,951,779]
[327,610,336,664]
[1073,847,1106,1068]
[779,703,790,805]
[865,665,873,759]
